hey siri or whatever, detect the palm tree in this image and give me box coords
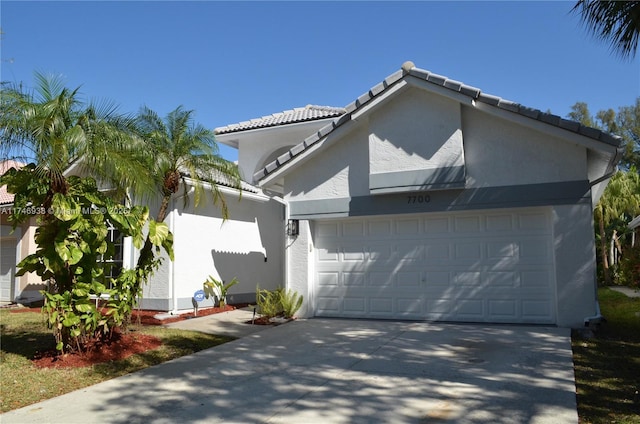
[0,72,152,199]
[132,105,241,280]
[0,73,161,351]
[572,1,640,60]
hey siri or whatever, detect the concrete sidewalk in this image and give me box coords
[608,286,640,298]
[1,315,578,424]
[164,307,273,338]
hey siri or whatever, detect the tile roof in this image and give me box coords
[0,160,25,205]
[254,62,622,182]
[214,105,346,135]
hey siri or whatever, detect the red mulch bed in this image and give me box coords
[7,304,246,369]
[31,330,162,369]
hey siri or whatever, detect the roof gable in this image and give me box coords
[254,61,622,185]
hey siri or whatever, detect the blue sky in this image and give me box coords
[1,1,638,162]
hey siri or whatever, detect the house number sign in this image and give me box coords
[407,194,431,204]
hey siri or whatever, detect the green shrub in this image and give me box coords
[280,289,303,318]
[255,286,303,319]
[618,245,640,288]
[256,285,283,318]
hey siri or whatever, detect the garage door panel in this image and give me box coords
[425,243,451,260]
[455,299,485,319]
[317,247,339,262]
[343,272,365,286]
[396,271,421,288]
[368,220,392,236]
[454,216,482,233]
[317,296,341,314]
[370,297,394,315]
[425,271,451,287]
[369,244,394,261]
[426,298,454,315]
[397,243,423,260]
[317,272,339,286]
[454,242,482,261]
[454,271,481,286]
[424,216,450,233]
[314,209,556,324]
[486,240,518,259]
[343,297,366,314]
[395,218,420,235]
[342,247,365,261]
[369,272,393,287]
[486,214,514,231]
[488,299,518,320]
[484,271,519,288]
[396,297,422,317]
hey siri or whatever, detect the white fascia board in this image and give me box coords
[216,117,338,148]
[215,134,239,149]
[473,101,620,156]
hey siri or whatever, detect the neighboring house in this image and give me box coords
[219,61,622,328]
[630,215,640,247]
[0,160,44,304]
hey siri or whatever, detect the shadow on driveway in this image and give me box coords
[1,319,577,423]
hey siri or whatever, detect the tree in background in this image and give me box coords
[568,99,640,285]
[572,0,640,60]
[568,99,640,170]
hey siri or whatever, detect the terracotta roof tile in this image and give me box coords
[214,105,346,135]
[0,160,25,205]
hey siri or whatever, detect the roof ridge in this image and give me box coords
[253,61,622,182]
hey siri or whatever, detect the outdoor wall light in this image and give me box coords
[287,219,299,236]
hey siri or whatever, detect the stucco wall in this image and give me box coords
[552,203,598,327]
[286,219,314,318]
[369,89,463,174]
[462,107,587,188]
[142,190,285,311]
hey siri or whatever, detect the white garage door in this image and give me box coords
[314,208,556,324]
[0,238,17,302]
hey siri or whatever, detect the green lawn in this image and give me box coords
[0,309,233,413]
[572,287,640,424]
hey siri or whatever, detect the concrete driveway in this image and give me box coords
[1,318,577,423]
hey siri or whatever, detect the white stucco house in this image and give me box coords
[2,62,622,328]
[217,61,622,328]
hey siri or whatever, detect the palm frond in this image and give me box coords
[572,0,640,59]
